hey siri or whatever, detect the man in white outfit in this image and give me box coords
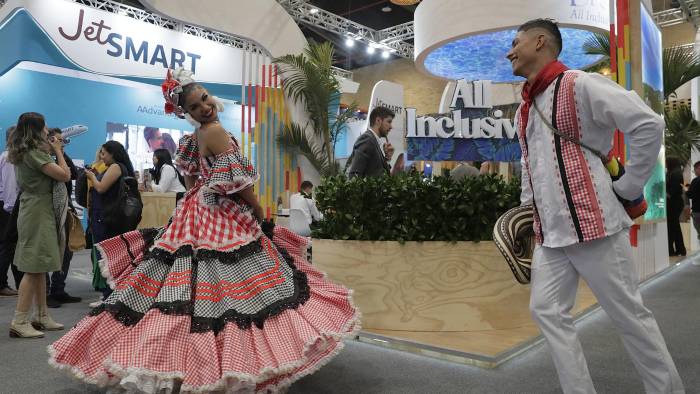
[290,180,323,225]
[507,19,684,393]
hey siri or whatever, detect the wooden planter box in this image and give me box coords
[313,239,596,362]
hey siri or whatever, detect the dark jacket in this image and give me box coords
[687,177,700,213]
[666,168,684,213]
[347,130,390,178]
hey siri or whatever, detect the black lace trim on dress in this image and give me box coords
[144,241,264,266]
[90,244,310,334]
[89,301,143,326]
[139,228,161,250]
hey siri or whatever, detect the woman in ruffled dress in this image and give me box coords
[48,69,360,393]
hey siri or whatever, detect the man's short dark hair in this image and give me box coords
[518,18,562,56]
[369,106,395,126]
[694,161,700,169]
[300,180,313,190]
[48,127,62,137]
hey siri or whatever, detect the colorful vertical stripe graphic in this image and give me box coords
[240,52,301,219]
[610,0,629,163]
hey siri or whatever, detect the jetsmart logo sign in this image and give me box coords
[58,9,202,73]
[406,80,516,139]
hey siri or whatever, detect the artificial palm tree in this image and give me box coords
[582,32,611,73]
[664,104,700,165]
[274,41,358,176]
[663,45,700,101]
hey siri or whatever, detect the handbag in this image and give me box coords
[103,163,143,232]
[67,210,86,251]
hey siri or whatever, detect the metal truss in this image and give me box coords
[277,0,414,59]
[69,0,265,54]
[676,0,700,27]
[378,21,414,43]
[653,8,688,26]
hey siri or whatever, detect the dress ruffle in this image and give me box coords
[205,147,258,197]
[175,134,200,176]
[49,227,360,393]
[152,189,263,254]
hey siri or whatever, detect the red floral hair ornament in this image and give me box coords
[161,69,186,119]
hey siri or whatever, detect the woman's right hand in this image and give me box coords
[48,136,63,152]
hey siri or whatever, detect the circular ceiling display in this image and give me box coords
[414,0,610,83]
[424,28,603,82]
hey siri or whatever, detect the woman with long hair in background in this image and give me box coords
[150,148,185,193]
[84,140,136,305]
[8,112,70,338]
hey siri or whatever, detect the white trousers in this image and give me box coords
[530,230,684,394]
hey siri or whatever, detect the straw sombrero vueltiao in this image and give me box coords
[493,205,536,284]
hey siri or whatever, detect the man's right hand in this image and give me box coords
[384,143,395,161]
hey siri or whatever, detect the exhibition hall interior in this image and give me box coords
[0,0,699,393]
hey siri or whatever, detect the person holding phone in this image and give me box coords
[348,106,395,178]
[7,113,70,338]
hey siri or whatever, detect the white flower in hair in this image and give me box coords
[173,68,196,86]
[212,96,225,113]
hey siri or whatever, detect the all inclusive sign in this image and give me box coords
[406,80,521,162]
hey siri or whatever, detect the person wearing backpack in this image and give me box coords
[84,140,140,303]
[149,148,185,193]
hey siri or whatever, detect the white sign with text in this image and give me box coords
[1,0,246,84]
[407,80,516,139]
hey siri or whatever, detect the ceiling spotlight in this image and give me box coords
[382,50,390,59]
[382,6,392,12]
[309,7,319,14]
[345,37,355,47]
[367,45,376,55]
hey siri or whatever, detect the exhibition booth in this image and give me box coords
[0,0,314,222]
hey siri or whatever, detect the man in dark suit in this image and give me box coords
[348,106,395,178]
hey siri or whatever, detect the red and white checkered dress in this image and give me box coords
[48,132,361,393]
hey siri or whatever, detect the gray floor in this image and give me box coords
[0,251,698,394]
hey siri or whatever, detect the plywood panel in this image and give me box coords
[138,192,176,229]
[313,240,596,335]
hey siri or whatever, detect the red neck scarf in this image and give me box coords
[520,60,569,135]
